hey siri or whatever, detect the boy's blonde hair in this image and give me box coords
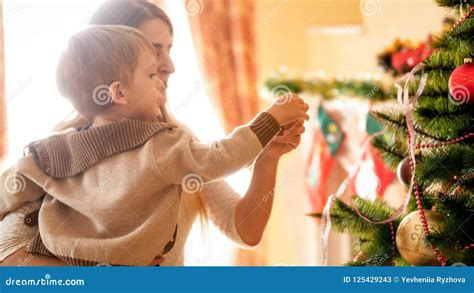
[56,25,156,119]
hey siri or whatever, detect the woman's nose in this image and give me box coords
[159,54,175,75]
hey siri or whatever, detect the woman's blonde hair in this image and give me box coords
[56,25,155,119]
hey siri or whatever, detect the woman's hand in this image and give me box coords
[260,119,305,161]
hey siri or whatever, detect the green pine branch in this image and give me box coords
[433,18,474,55]
[371,110,444,140]
[424,68,450,93]
[426,190,473,264]
[328,197,402,266]
[415,95,474,138]
[436,0,473,8]
[371,135,406,170]
[417,144,474,187]
[423,50,458,71]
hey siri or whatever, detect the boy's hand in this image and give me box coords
[266,94,309,126]
[260,118,306,160]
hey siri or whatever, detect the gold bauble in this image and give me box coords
[396,209,446,266]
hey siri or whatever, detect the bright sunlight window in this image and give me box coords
[3,0,251,266]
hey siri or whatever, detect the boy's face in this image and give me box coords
[121,49,165,122]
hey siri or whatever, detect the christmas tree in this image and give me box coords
[320,0,473,266]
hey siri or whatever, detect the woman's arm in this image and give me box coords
[234,156,279,245]
[235,120,305,245]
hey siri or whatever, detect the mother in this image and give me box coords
[0,0,304,266]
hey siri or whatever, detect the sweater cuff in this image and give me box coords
[249,112,281,147]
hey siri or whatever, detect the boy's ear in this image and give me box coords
[108,81,128,106]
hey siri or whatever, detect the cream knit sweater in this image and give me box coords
[0,113,280,266]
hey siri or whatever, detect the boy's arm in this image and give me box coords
[153,112,281,185]
[153,94,308,185]
[0,167,44,220]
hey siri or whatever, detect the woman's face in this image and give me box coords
[138,19,175,89]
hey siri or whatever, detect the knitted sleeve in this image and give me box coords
[153,112,280,185]
[0,166,44,221]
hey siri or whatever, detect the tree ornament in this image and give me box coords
[448,58,474,105]
[397,157,412,185]
[396,210,446,266]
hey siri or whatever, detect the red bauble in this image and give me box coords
[448,59,474,105]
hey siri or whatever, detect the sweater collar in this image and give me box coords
[26,119,176,178]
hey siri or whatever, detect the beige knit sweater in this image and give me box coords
[160,179,258,266]
[0,113,280,266]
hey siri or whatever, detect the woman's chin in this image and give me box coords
[156,105,166,122]
[157,95,166,106]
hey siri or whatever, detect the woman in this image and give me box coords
[0,0,304,266]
